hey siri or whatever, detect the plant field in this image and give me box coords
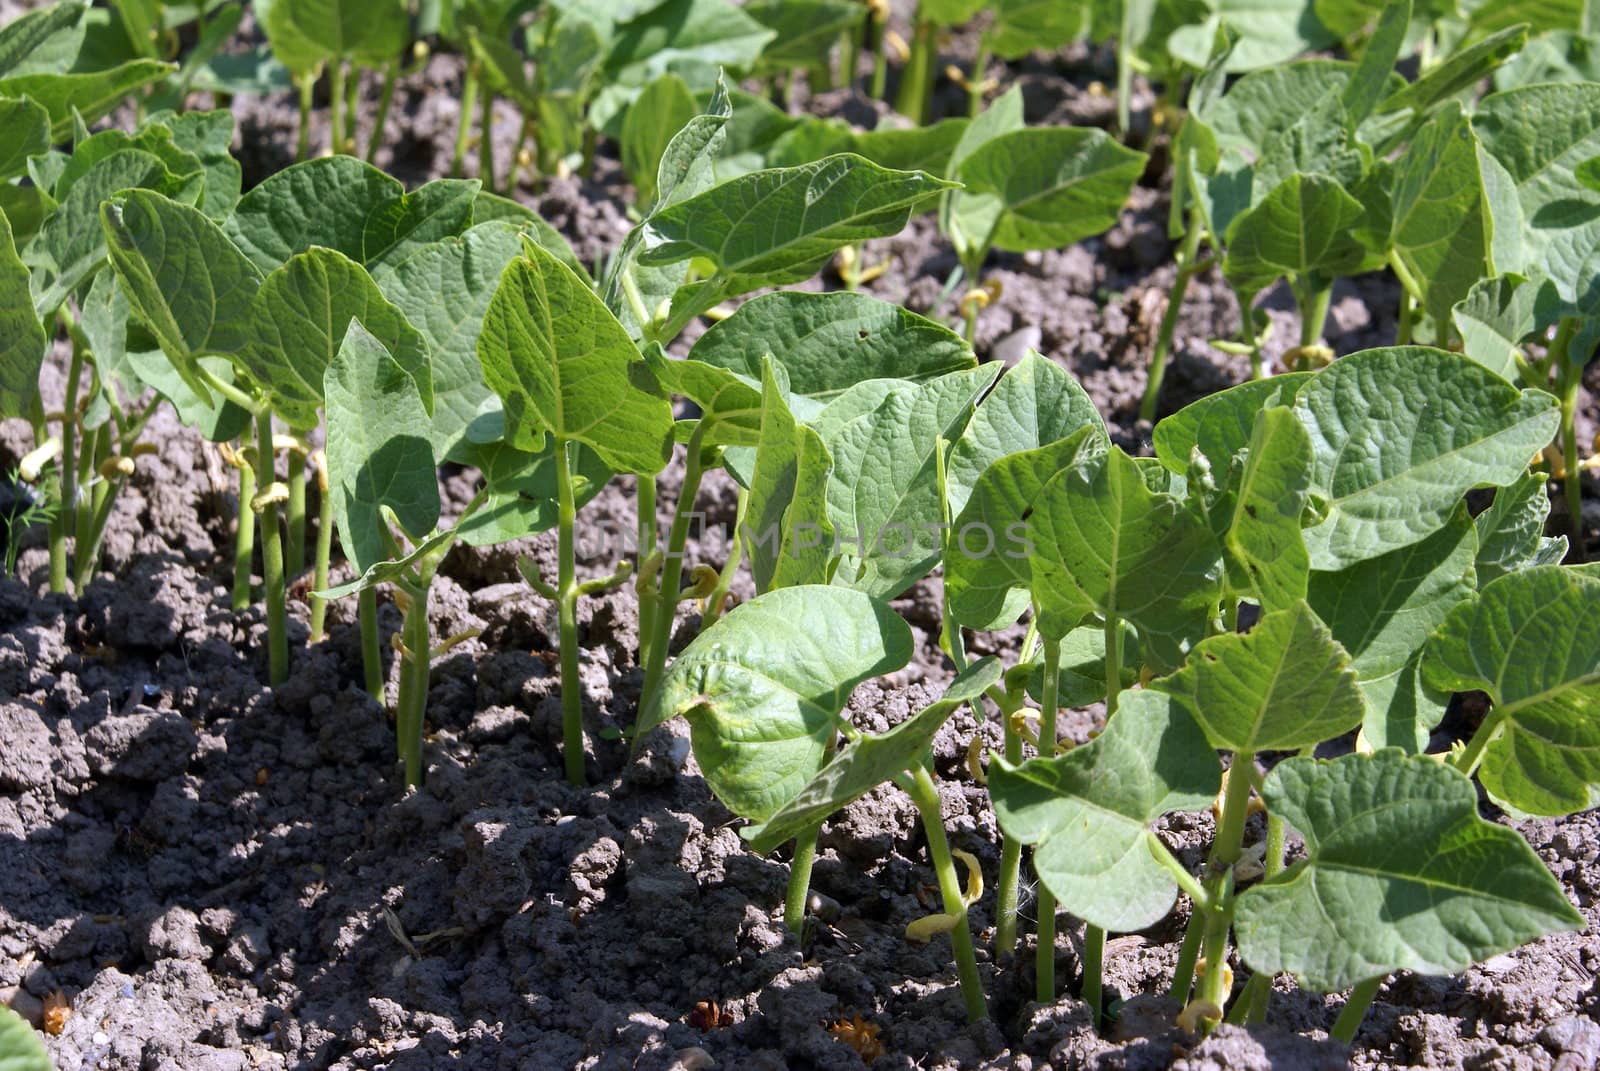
[1,0,1599,1068]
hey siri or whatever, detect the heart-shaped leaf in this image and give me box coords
[639,585,914,821]
[742,656,1002,854]
[1223,172,1366,296]
[1424,566,1600,816]
[1234,751,1583,991]
[1153,373,1313,475]
[1155,600,1364,753]
[1451,273,1538,381]
[1293,346,1558,570]
[1219,406,1313,611]
[991,689,1220,933]
[1474,472,1567,586]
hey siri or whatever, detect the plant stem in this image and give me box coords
[70,422,97,591]
[638,427,708,715]
[1115,14,1134,136]
[329,60,346,158]
[701,487,746,629]
[450,64,479,178]
[1228,972,1271,1024]
[1138,213,1206,422]
[1299,278,1333,348]
[1559,345,1586,561]
[895,16,934,125]
[365,57,399,163]
[555,438,585,786]
[256,413,288,686]
[962,299,979,345]
[232,450,255,611]
[1395,287,1414,346]
[309,454,333,641]
[286,446,306,578]
[993,687,1025,957]
[1330,975,1383,1043]
[841,26,858,91]
[296,71,314,161]
[1452,706,1506,777]
[395,569,433,787]
[1194,752,1255,1015]
[1036,634,1061,1003]
[1171,906,1205,1004]
[636,474,658,673]
[479,86,495,190]
[968,40,990,116]
[785,825,822,935]
[906,764,988,1022]
[1082,923,1105,1027]
[54,334,84,593]
[344,62,360,153]
[360,586,383,697]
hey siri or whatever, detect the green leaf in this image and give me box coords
[1223,172,1366,295]
[767,117,972,179]
[947,348,1104,518]
[1306,503,1476,751]
[1452,273,1538,381]
[648,348,765,447]
[380,220,528,459]
[991,690,1220,933]
[0,59,172,142]
[258,0,407,69]
[639,153,954,296]
[825,366,1000,599]
[0,1001,51,1071]
[0,1,86,79]
[1378,25,1529,119]
[1475,83,1600,304]
[1152,373,1313,475]
[478,240,673,474]
[983,0,1088,59]
[640,585,914,821]
[951,127,1148,263]
[920,0,988,24]
[742,657,1002,854]
[1293,346,1559,570]
[101,189,264,400]
[745,358,834,592]
[452,437,611,545]
[148,108,243,221]
[1020,622,1142,708]
[604,0,775,88]
[622,73,698,209]
[1424,566,1600,816]
[745,0,865,68]
[0,209,44,418]
[470,192,588,279]
[690,291,976,404]
[1389,103,1493,328]
[324,320,440,577]
[242,247,432,430]
[1220,407,1313,611]
[1208,61,1387,157]
[1155,600,1364,753]
[227,157,478,275]
[1234,751,1583,992]
[0,98,49,182]
[1475,471,1567,585]
[1168,0,1337,72]
[1339,0,1409,125]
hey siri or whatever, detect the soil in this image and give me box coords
[3,4,1599,1070]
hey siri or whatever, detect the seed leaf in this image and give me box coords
[324,321,440,577]
[1155,600,1363,753]
[478,239,673,474]
[741,657,1002,854]
[947,349,1104,518]
[640,585,914,821]
[101,189,264,401]
[1293,346,1558,570]
[227,156,477,275]
[1234,751,1583,992]
[1424,566,1600,817]
[0,209,44,418]
[1307,504,1476,751]
[951,127,1147,261]
[1475,84,1600,304]
[825,365,1000,599]
[691,291,975,404]
[745,357,833,592]
[991,690,1220,933]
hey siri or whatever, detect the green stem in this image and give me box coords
[841,26,858,92]
[1232,286,1266,380]
[1560,353,1586,562]
[1452,706,1506,777]
[993,687,1025,957]
[785,826,822,934]
[962,300,979,345]
[329,60,346,158]
[365,57,399,163]
[1082,923,1105,1027]
[286,447,306,578]
[232,450,255,611]
[344,61,360,154]
[395,568,433,787]
[906,765,988,1022]
[256,413,288,686]
[1228,972,1271,1025]
[1194,752,1255,1015]
[895,17,934,125]
[479,86,495,190]
[1138,212,1206,423]
[1103,613,1122,717]
[555,438,585,786]
[360,586,383,697]
[1036,635,1061,1003]
[968,41,990,117]
[1395,287,1414,346]
[296,71,314,162]
[451,64,480,178]
[53,334,84,594]
[71,422,98,591]
[702,487,747,630]
[638,427,708,716]
[636,474,658,673]
[1171,906,1205,1005]
[1330,975,1383,1044]
[309,464,333,641]
[1115,14,1134,136]
[1299,278,1333,348]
